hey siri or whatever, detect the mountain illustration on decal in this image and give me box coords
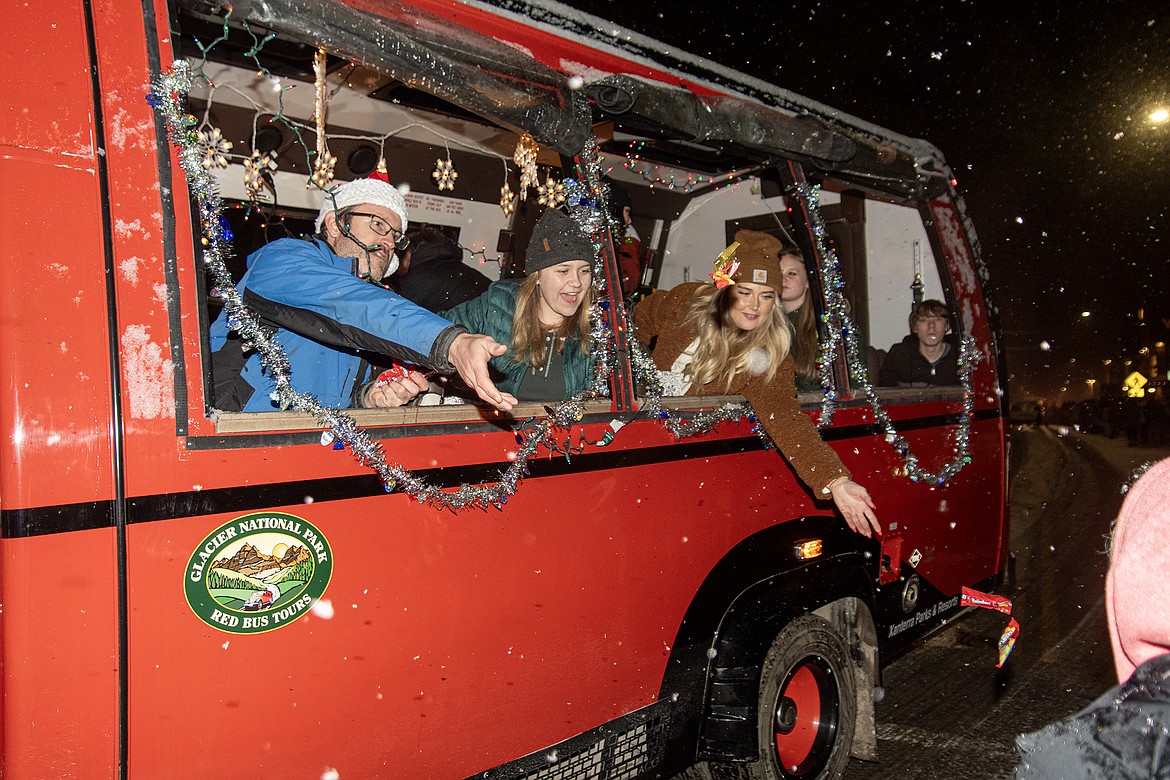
[205,538,315,614]
[210,542,310,578]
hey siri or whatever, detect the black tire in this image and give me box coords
[746,614,857,779]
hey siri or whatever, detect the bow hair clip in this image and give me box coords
[708,241,741,288]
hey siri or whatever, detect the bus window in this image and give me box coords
[183,51,606,427]
[806,185,960,393]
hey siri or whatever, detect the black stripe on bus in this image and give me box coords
[182,403,998,451]
[1,408,1001,539]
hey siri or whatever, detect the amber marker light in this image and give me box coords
[795,539,824,560]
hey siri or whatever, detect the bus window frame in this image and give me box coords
[784,165,968,400]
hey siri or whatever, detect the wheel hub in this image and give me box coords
[775,696,797,734]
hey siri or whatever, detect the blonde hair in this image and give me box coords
[509,273,594,369]
[684,285,792,392]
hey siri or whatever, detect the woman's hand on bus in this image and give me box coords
[829,479,881,538]
[447,333,518,412]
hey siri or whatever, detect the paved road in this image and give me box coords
[842,427,1170,779]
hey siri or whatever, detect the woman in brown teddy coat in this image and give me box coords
[634,230,880,538]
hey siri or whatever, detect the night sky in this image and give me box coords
[567,0,1170,402]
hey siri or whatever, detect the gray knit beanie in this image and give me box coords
[525,208,596,274]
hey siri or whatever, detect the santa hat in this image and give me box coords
[1107,456,1170,681]
[314,171,408,235]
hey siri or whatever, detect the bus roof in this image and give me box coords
[178,0,954,199]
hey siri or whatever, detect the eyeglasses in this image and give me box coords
[345,211,410,251]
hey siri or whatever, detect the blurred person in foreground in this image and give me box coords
[1013,457,1170,778]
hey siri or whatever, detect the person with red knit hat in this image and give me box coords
[209,174,517,412]
[1013,457,1170,778]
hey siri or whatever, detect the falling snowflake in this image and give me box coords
[500,181,516,216]
[243,150,271,200]
[310,149,337,188]
[199,126,233,170]
[432,157,458,191]
[537,175,565,206]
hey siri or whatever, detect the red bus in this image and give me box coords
[0,0,1009,778]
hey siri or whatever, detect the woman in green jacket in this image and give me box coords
[442,208,595,401]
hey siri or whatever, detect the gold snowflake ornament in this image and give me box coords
[514,134,539,200]
[243,150,271,200]
[537,176,565,206]
[199,126,233,170]
[310,149,337,188]
[500,182,515,216]
[433,157,458,191]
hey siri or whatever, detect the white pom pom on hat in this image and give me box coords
[314,171,409,235]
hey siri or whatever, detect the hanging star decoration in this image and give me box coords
[199,126,233,169]
[432,157,458,191]
[308,45,335,188]
[500,181,515,216]
[310,149,337,187]
[243,150,271,200]
[514,134,539,199]
[536,175,565,206]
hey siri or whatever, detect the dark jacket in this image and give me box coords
[208,237,461,411]
[878,333,959,386]
[441,280,593,400]
[1013,652,1170,779]
[394,236,491,312]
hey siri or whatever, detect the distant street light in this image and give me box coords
[1151,108,1170,124]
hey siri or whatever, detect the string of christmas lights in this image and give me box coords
[622,141,760,193]
[624,141,706,192]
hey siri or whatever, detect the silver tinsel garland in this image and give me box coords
[799,183,978,485]
[152,50,977,504]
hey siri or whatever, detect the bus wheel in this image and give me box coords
[752,615,856,779]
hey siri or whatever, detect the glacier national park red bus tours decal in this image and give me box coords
[185,512,334,634]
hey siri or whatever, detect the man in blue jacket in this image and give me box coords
[209,176,516,412]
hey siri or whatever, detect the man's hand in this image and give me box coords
[829,479,881,538]
[364,370,429,408]
[447,333,517,412]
